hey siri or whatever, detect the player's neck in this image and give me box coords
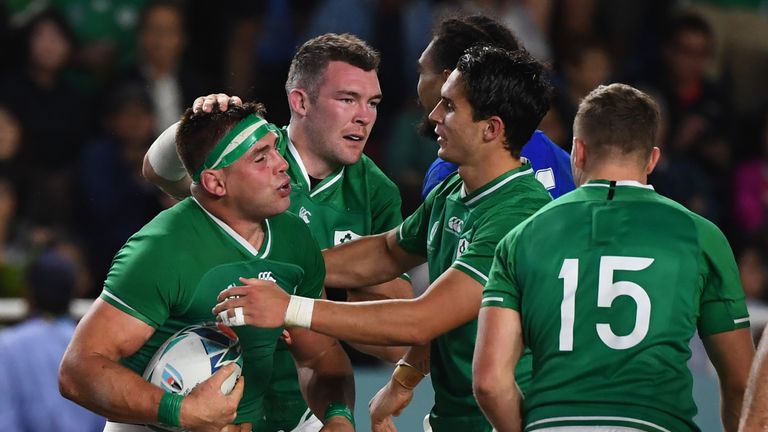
[287,124,338,180]
[194,194,268,249]
[580,165,648,186]
[458,153,522,194]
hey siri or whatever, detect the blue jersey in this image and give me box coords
[422,130,575,199]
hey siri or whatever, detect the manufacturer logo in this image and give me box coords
[257,272,276,283]
[299,207,312,223]
[447,216,464,234]
[334,230,361,245]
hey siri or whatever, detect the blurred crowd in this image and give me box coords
[1,0,768,337]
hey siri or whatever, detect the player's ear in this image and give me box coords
[483,116,503,142]
[572,137,586,170]
[200,169,226,197]
[645,146,661,175]
[287,89,310,116]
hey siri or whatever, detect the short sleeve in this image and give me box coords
[482,231,522,310]
[452,207,534,286]
[697,221,750,336]
[396,198,433,258]
[99,236,178,328]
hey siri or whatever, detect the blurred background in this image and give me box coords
[1,0,768,430]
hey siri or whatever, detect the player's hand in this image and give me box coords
[213,277,290,328]
[219,422,252,432]
[369,378,414,432]
[193,93,243,114]
[180,363,244,432]
[319,415,355,431]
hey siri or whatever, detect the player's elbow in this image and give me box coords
[58,354,81,402]
[473,368,502,406]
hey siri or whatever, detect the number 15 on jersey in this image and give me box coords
[559,256,654,351]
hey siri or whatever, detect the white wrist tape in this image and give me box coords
[146,122,187,181]
[284,295,314,328]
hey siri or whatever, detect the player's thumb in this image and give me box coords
[227,376,245,402]
[209,363,238,388]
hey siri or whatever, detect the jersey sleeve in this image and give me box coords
[294,222,326,300]
[395,195,433,257]
[452,206,534,286]
[99,236,179,328]
[697,219,750,336]
[482,231,522,310]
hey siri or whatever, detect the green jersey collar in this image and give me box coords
[460,163,534,207]
[192,198,272,258]
[284,128,346,197]
[582,179,655,190]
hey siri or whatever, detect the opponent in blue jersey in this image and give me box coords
[417,16,574,199]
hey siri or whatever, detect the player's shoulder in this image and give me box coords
[524,130,568,156]
[344,154,401,198]
[268,211,315,240]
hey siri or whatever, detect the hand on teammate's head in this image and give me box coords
[193,93,243,114]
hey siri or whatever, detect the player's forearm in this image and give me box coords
[347,344,409,363]
[296,341,355,425]
[323,232,414,289]
[740,347,768,431]
[475,388,522,432]
[311,298,436,346]
[474,367,521,432]
[59,352,165,423]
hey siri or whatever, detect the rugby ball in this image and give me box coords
[143,323,243,431]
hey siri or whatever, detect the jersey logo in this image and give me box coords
[447,217,464,235]
[457,238,469,258]
[257,272,276,283]
[334,230,361,245]
[535,168,556,190]
[299,207,312,224]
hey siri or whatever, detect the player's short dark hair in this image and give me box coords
[429,14,521,73]
[176,102,267,177]
[455,45,551,157]
[285,33,380,100]
[575,83,660,160]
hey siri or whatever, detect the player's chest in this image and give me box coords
[288,192,371,249]
[427,200,476,267]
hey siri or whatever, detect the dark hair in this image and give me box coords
[26,250,76,316]
[137,0,186,32]
[575,83,660,160]
[22,9,77,65]
[176,102,267,177]
[285,33,380,99]
[663,11,714,43]
[430,14,520,73]
[455,45,552,157]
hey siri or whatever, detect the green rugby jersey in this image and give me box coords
[100,198,325,424]
[483,180,750,432]
[397,164,551,432]
[260,127,405,431]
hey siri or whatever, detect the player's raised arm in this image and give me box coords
[59,299,242,430]
[740,326,768,431]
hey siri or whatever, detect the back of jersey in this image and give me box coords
[509,181,748,432]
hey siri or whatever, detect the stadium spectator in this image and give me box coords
[0,249,106,432]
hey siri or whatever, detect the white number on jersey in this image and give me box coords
[558,256,654,351]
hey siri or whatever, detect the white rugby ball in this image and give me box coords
[143,323,243,431]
